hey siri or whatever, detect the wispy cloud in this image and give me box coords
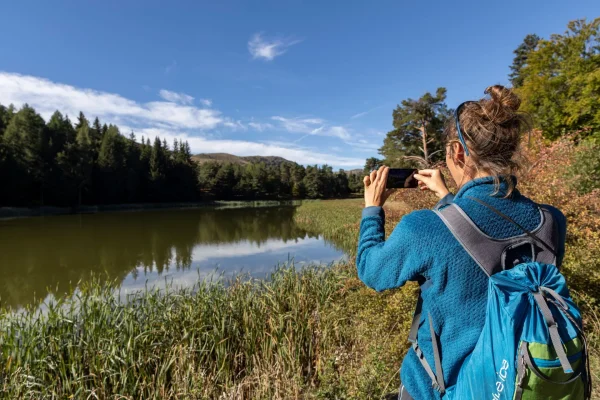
[223,120,247,131]
[248,33,302,61]
[345,139,380,152]
[199,98,212,107]
[350,111,369,119]
[350,104,386,120]
[271,116,351,140]
[0,72,365,168]
[165,60,177,74]
[158,89,194,105]
[248,122,274,132]
[271,116,323,133]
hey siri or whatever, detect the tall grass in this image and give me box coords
[0,265,354,399]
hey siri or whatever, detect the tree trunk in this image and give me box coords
[420,121,429,165]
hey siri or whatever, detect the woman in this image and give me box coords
[357,85,566,399]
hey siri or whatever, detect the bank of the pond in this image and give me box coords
[1,196,598,399]
[0,198,414,400]
[0,199,306,220]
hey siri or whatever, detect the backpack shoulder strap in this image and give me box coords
[434,203,506,277]
[434,199,558,277]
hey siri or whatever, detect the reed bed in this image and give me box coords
[0,265,354,399]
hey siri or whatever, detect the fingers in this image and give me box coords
[417,169,437,177]
[363,175,371,187]
[370,169,378,184]
[379,166,390,187]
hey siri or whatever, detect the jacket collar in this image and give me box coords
[454,175,518,199]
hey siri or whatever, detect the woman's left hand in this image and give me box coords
[363,166,395,208]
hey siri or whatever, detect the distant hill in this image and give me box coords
[192,153,295,167]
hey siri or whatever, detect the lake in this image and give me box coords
[0,205,346,310]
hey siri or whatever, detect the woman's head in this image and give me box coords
[445,85,527,195]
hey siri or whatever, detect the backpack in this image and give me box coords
[408,197,591,399]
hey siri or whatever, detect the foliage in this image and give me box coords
[509,34,541,88]
[347,172,365,194]
[197,162,354,200]
[379,87,450,168]
[0,103,356,207]
[363,157,383,173]
[517,18,600,139]
[567,132,600,195]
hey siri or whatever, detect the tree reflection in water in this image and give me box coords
[0,206,341,310]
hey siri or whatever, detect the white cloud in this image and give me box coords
[272,116,323,133]
[248,122,274,132]
[0,72,222,130]
[327,126,351,140]
[158,89,194,105]
[248,33,301,61]
[350,111,369,119]
[200,98,212,107]
[0,72,365,168]
[223,120,247,131]
[271,116,351,140]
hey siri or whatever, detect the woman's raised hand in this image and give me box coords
[363,166,395,207]
[414,169,450,199]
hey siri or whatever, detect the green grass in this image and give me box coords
[1,196,598,399]
[1,265,353,399]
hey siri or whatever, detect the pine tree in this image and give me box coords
[97,125,127,203]
[380,87,450,167]
[56,121,93,206]
[364,157,383,173]
[0,105,8,136]
[335,170,350,197]
[509,34,540,88]
[149,137,168,200]
[4,105,50,204]
[303,165,323,199]
[90,117,103,156]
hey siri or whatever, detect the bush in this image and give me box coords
[568,134,600,195]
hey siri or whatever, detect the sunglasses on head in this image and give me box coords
[453,101,476,157]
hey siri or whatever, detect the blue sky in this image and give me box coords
[0,0,597,169]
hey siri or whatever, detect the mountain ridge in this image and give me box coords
[191,153,294,166]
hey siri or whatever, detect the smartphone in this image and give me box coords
[386,168,418,189]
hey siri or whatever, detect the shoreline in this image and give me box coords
[0,199,306,220]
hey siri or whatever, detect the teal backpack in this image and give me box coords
[408,197,592,399]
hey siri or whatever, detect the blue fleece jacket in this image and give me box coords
[357,176,566,399]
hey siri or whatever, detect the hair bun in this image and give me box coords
[484,85,521,112]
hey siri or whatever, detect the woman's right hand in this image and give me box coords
[414,169,450,199]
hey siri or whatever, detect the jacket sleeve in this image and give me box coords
[356,206,428,291]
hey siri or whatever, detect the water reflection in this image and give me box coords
[0,206,345,309]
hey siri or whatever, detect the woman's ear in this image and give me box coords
[452,142,466,169]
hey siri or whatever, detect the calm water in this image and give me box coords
[0,206,346,310]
